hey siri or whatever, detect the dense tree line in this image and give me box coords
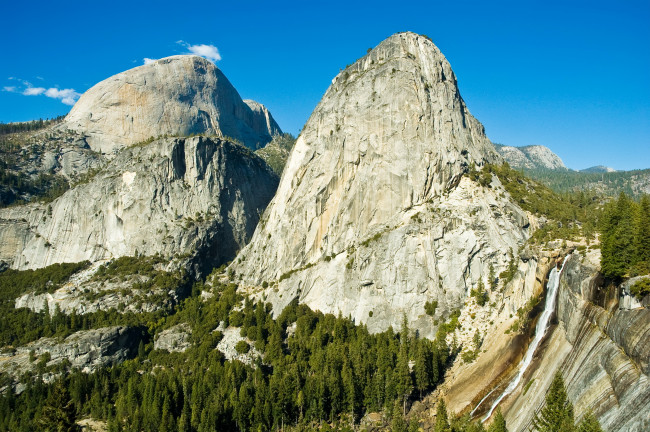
[0,116,65,135]
[600,193,650,280]
[0,259,183,347]
[0,279,459,431]
[524,167,650,198]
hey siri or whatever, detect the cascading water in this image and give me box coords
[474,255,570,421]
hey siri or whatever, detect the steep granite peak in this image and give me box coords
[64,55,281,154]
[233,32,527,335]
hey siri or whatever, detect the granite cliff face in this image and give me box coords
[64,55,281,154]
[232,32,530,336]
[0,136,278,275]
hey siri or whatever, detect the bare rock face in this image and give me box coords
[0,326,142,383]
[495,144,567,171]
[154,323,192,353]
[0,136,278,276]
[64,55,281,154]
[232,32,529,336]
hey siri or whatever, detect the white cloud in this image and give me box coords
[177,41,221,63]
[187,44,221,62]
[44,88,81,105]
[3,77,81,106]
[23,87,46,96]
[143,57,157,65]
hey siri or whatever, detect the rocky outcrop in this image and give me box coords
[14,260,182,316]
[495,144,567,171]
[0,136,279,276]
[63,55,281,154]
[216,326,262,366]
[255,133,296,175]
[0,326,142,383]
[232,32,529,336]
[0,125,103,206]
[154,323,192,353]
[443,250,561,417]
[502,253,650,432]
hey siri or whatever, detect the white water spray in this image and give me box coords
[478,255,570,421]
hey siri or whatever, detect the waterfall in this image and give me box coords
[478,255,570,421]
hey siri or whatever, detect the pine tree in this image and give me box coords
[489,263,497,292]
[487,408,508,432]
[532,372,574,432]
[635,195,650,266]
[576,411,603,432]
[395,333,413,415]
[391,401,407,432]
[601,192,636,278]
[414,339,431,397]
[408,417,420,432]
[433,398,451,432]
[39,379,79,432]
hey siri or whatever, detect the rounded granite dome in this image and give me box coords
[64,55,281,154]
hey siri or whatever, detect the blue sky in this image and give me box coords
[1,0,648,171]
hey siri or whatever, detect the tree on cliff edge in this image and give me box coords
[532,372,574,432]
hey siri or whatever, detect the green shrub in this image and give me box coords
[424,300,438,316]
[630,278,650,299]
[235,340,250,354]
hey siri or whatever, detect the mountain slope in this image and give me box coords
[232,32,530,336]
[0,136,278,275]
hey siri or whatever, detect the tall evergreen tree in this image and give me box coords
[391,401,407,432]
[532,372,574,432]
[414,339,431,397]
[395,333,413,415]
[601,192,636,278]
[576,411,603,432]
[635,195,650,266]
[433,398,451,432]
[39,379,79,432]
[487,408,508,432]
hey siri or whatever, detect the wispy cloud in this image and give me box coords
[44,88,80,105]
[23,87,46,96]
[143,57,157,65]
[177,41,221,63]
[3,78,81,106]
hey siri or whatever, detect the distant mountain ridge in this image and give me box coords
[580,165,617,173]
[495,143,648,196]
[494,143,567,170]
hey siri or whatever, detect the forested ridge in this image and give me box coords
[0,116,65,136]
[522,167,650,198]
[0,269,467,431]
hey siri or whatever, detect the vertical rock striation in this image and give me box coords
[0,137,278,275]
